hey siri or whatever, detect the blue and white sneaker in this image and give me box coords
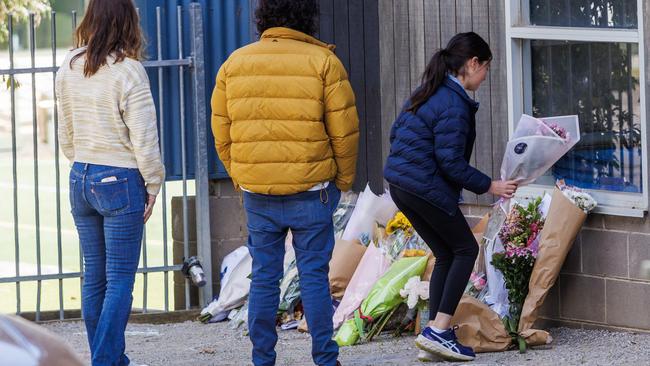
[415,326,476,362]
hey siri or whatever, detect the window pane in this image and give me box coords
[529,40,642,193]
[529,0,638,29]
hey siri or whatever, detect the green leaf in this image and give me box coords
[518,336,527,353]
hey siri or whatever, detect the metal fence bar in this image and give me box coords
[29,13,43,322]
[51,11,65,321]
[157,6,170,313]
[0,265,184,284]
[180,6,191,310]
[142,60,193,67]
[140,4,150,315]
[9,14,21,315]
[189,2,213,305]
[141,227,148,313]
[0,60,191,76]
[71,10,83,316]
[0,66,58,75]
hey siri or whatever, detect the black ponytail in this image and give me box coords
[407,32,492,113]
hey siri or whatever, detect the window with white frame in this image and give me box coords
[506,0,647,216]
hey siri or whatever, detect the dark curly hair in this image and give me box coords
[255,0,320,36]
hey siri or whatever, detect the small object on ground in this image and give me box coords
[281,320,299,331]
[199,347,216,355]
[206,311,229,323]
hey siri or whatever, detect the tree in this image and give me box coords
[0,0,51,43]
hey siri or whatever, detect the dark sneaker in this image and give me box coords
[415,326,475,362]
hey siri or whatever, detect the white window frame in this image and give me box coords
[505,0,648,217]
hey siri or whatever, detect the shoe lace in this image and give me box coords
[450,325,460,340]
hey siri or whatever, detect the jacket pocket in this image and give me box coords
[90,178,130,214]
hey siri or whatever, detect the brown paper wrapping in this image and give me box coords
[452,295,552,352]
[421,253,436,281]
[298,317,309,333]
[329,239,367,299]
[0,315,84,366]
[518,188,586,331]
[472,214,490,235]
[452,296,513,352]
[452,189,583,352]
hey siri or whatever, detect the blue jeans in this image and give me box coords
[244,183,341,366]
[70,163,146,366]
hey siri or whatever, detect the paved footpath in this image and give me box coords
[43,320,650,365]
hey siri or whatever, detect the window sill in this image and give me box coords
[514,185,646,218]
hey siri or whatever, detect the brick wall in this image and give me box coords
[171,180,248,310]
[463,204,650,333]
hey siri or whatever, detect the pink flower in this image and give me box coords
[545,122,568,139]
[526,232,537,247]
[529,237,540,256]
[470,272,487,291]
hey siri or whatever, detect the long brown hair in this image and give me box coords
[71,0,145,77]
[407,32,491,113]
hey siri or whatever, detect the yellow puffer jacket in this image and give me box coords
[211,27,359,194]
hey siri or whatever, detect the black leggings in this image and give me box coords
[390,185,478,318]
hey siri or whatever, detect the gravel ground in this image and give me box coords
[42,320,650,366]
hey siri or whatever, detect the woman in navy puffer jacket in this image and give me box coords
[384,32,518,362]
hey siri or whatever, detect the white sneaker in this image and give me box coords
[417,349,438,362]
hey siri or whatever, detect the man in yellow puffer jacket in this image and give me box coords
[210,1,358,365]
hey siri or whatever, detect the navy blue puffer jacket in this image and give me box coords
[384,77,492,215]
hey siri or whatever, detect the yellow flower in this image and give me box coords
[386,212,413,235]
[403,249,427,257]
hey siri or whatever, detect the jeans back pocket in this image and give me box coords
[69,179,77,211]
[90,178,130,214]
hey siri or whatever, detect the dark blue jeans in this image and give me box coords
[70,163,146,366]
[244,183,341,366]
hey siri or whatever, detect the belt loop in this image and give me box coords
[320,185,329,204]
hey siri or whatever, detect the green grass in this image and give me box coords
[0,155,195,314]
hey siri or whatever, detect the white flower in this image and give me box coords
[400,277,429,309]
[560,187,597,213]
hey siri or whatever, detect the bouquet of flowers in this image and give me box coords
[501,114,580,185]
[557,180,597,213]
[490,197,545,352]
[334,192,359,238]
[464,272,487,300]
[334,255,428,346]
[199,249,252,323]
[332,243,392,329]
[380,211,429,260]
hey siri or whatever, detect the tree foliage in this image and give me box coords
[0,0,51,43]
